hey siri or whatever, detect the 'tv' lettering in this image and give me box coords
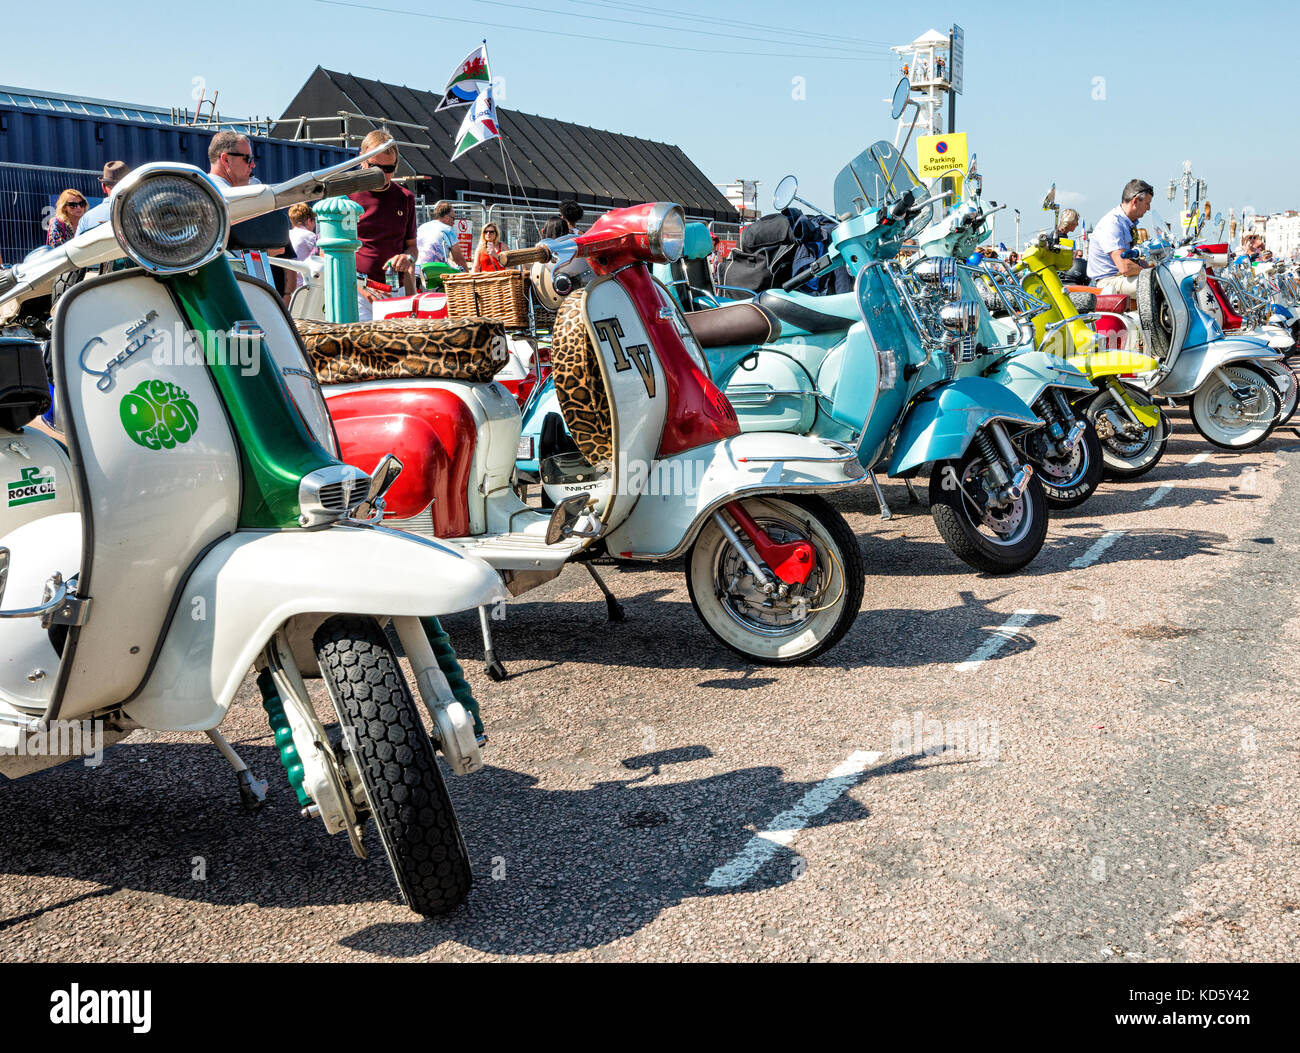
[593,317,656,398]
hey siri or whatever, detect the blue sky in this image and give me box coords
[5,0,1297,244]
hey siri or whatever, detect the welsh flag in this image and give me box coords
[451,86,499,161]
[435,44,491,111]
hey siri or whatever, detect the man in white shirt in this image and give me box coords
[1086,179,1154,297]
[416,200,468,268]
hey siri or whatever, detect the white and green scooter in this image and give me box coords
[0,144,508,916]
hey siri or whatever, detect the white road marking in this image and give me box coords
[705,750,882,889]
[1069,530,1124,570]
[1144,484,1173,507]
[954,609,1037,672]
[1188,452,1211,466]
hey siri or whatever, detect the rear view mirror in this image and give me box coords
[1042,184,1057,210]
[890,77,910,119]
[773,175,798,212]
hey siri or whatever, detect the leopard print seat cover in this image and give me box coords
[295,317,507,385]
[550,291,614,467]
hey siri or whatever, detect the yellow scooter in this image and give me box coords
[1014,191,1168,479]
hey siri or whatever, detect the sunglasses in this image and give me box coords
[226,151,255,163]
[371,162,397,174]
[68,200,88,208]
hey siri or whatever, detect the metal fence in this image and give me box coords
[0,161,103,265]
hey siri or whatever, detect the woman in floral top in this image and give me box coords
[47,189,90,248]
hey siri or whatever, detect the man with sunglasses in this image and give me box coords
[75,160,130,236]
[350,129,419,295]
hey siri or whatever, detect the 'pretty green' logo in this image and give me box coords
[120,380,200,451]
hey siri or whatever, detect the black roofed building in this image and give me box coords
[272,68,738,229]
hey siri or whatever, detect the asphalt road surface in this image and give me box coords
[4,408,1298,962]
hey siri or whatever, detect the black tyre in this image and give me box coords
[686,494,864,665]
[1085,383,1169,480]
[314,615,471,917]
[1189,363,1278,450]
[1027,414,1104,508]
[929,447,1049,574]
[1263,361,1298,426]
[50,267,87,310]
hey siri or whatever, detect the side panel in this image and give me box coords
[1156,337,1281,397]
[124,525,507,732]
[986,351,1093,409]
[889,377,1040,475]
[52,272,241,717]
[604,431,866,559]
[1,428,77,534]
[721,349,819,433]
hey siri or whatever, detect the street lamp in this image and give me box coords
[1014,209,1020,254]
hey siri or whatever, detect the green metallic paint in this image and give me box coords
[258,669,312,807]
[169,262,336,528]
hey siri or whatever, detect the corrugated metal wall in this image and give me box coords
[0,106,353,261]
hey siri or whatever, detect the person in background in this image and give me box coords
[47,189,89,248]
[416,199,468,270]
[1057,208,1080,237]
[539,215,567,240]
[1086,178,1154,297]
[471,223,505,272]
[560,200,584,234]
[351,129,419,295]
[288,203,318,290]
[76,161,129,235]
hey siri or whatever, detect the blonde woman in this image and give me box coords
[1057,208,1080,237]
[47,189,90,248]
[471,223,505,273]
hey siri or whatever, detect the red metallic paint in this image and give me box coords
[723,500,815,587]
[327,386,477,536]
[1205,272,1244,331]
[612,266,740,457]
[572,203,662,274]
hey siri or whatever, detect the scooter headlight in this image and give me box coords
[646,203,686,263]
[110,165,228,275]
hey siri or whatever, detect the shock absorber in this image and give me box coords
[973,428,1010,490]
[1035,395,1065,441]
[421,616,484,738]
[257,668,312,807]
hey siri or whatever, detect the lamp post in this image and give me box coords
[1014,209,1021,255]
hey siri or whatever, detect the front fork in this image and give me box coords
[711,500,816,596]
[1032,388,1088,459]
[971,422,1033,507]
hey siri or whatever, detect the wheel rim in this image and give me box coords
[956,457,1033,546]
[1195,366,1276,445]
[1030,431,1087,488]
[711,510,833,638]
[1090,390,1161,464]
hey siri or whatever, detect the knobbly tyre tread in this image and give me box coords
[928,460,1049,574]
[1136,269,1170,359]
[686,494,864,666]
[314,615,471,917]
[50,268,87,309]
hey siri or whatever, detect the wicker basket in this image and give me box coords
[443,269,528,328]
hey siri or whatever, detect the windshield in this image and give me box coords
[834,140,934,238]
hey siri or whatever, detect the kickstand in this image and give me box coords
[869,471,893,520]
[478,606,508,681]
[586,563,626,622]
[205,728,268,811]
[904,478,922,505]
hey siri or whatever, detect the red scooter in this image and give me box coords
[306,202,870,670]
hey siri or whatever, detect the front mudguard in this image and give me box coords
[603,431,866,560]
[124,524,506,732]
[888,377,1041,476]
[1153,337,1282,398]
[985,350,1093,409]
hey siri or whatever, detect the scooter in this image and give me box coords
[305,201,869,667]
[0,144,512,918]
[1129,213,1285,449]
[913,173,1102,507]
[1011,186,1171,480]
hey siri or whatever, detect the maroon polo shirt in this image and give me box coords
[350,182,417,282]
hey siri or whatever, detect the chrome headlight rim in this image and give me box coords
[647,202,686,263]
[110,163,229,276]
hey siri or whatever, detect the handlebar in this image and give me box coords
[782,253,836,292]
[499,245,552,267]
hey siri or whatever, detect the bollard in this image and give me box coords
[314,194,363,323]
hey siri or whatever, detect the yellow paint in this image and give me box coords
[916,133,967,198]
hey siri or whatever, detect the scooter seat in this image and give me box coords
[684,302,781,348]
[1095,293,1131,314]
[757,289,857,335]
[296,317,507,385]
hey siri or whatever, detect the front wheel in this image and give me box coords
[1263,361,1298,427]
[1026,415,1104,509]
[1085,383,1169,480]
[686,495,864,665]
[929,447,1049,574]
[1190,363,1278,450]
[315,615,472,917]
